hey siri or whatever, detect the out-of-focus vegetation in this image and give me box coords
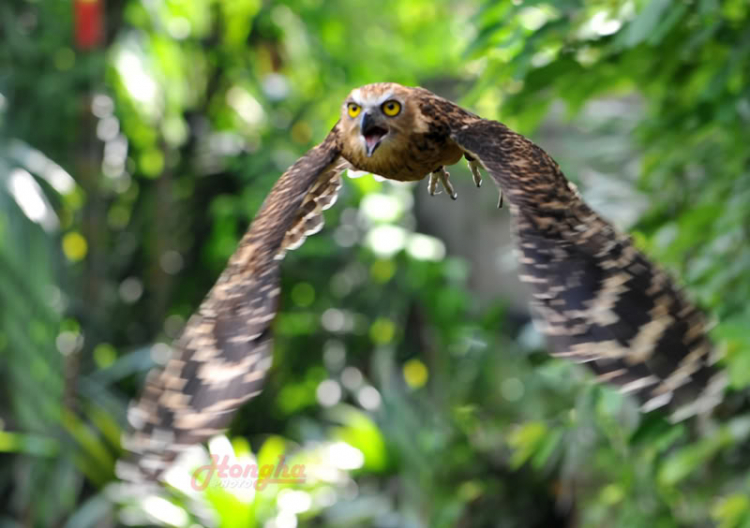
[1,0,749,526]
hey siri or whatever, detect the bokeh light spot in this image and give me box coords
[321,308,346,332]
[341,366,363,390]
[277,489,312,514]
[159,251,184,275]
[357,386,382,410]
[360,193,403,222]
[326,442,364,470]
[370,259,396,283]
[291,282,315,307]
[62,232,88,262]
[93,343,117,369]
[407,233,446,261]
[365,225,407,257]
[119,277,144,304]
[323,340,346,371]
[139,148,164,177]
[56,331,83,356]
[316,379,342,407]
[403,358,428,389]
[107,204,130,229]
[369,318,395,344]
[500,377,525,402]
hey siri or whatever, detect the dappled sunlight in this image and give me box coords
[115,48,160,116]
[7,168,56,229]
[140,496,190,527]
[8,140,76,195]
[364,224,408,257]
[113,432,371,526]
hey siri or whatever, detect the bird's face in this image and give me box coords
[340,83,414,160]
[338,82,464,182]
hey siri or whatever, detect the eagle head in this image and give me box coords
[338,82,465,182]
[338,83,418,179]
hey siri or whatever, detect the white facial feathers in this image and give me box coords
[349,90,398,110]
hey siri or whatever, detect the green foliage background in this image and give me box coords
[1,0,750,526]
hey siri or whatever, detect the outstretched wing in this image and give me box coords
[119,127,347,481]
[451,118,726,419]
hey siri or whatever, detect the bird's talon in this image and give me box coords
[427,173,441,195]
[468,159,483,188]
[432,166,456,200]
[497,192,504,209]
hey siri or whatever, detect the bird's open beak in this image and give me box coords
[361,112,388,157]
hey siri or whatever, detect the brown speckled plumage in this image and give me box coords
[120,83,726,482]
[119,130,346,480]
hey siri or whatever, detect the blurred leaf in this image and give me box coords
[328,405,388,472]
[619,0,673,48]
[713,494,750,528]
[507,421,548,469]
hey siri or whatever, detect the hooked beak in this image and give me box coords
[361,112,388,157]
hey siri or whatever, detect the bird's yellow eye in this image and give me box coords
[347,103,361,118]
[381,100,401,117]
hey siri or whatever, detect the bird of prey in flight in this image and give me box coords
[119,83,726,482]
